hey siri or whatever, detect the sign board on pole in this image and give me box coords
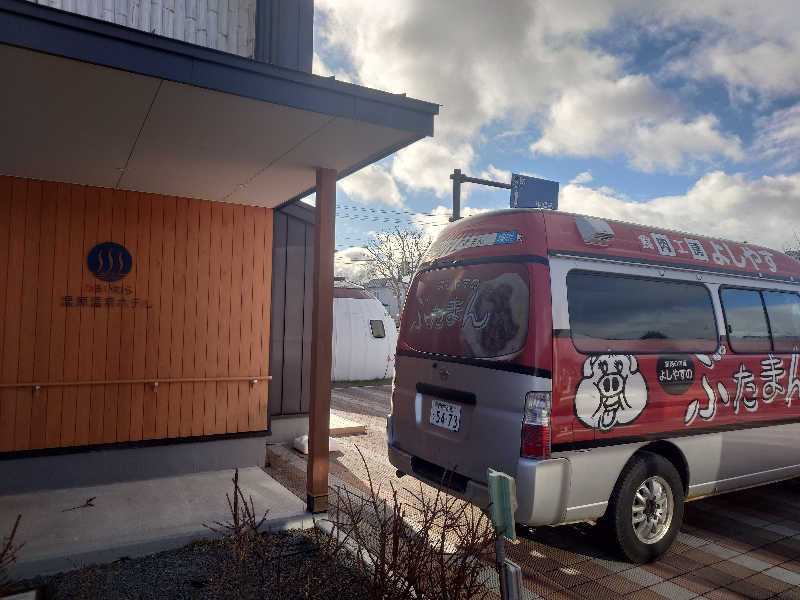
[487,468,517,541]
[510,174,559,210]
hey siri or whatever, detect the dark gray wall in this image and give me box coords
[270,202,315,417]
[255,0,314,73]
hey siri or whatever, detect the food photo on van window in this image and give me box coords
[401,262,529,360]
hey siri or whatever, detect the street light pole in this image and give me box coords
[449,168,513,222]
[450,168,462,221]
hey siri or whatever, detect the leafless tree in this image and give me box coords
[363,228,431,314]
[784,232,800,260]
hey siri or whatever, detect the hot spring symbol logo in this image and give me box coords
[87,242,133,282]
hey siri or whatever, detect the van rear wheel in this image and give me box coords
[607,452,684,563]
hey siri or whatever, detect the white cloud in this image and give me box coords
[561,171,800,249]
[706,42,800,100]
[391,138,475,199]
[315,0,769,188]
[480,164,512,184]
[410,204,491,241]
[530,75,742,171]
[570,171,593,185]
[755,103,800,168]
[334,246,370,281]
[315,0,628,194]
[317,0,800,251]
[652,3,800,101]
[312,52,332,77]
[338,163,405,208]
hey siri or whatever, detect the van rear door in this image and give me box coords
[392,261,544,487]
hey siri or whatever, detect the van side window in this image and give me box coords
[720,288,771,353]
[567,271,718,353]
[763,291,800,353]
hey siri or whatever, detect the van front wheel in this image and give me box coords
[607,452,684,563]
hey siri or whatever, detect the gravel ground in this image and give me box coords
[8,531,370,600]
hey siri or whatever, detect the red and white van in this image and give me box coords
[387,208,800,562]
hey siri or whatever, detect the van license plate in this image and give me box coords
[430,399,461,432]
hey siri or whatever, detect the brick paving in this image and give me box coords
[264,385,800,600]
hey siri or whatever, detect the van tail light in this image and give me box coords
[521,391,551,459]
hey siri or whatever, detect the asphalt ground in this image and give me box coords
[264,385,800,600]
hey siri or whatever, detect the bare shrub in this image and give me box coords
[317,447,497,600]
[0,514,23,594]
[204,468,373,599]
[204,468,272,599]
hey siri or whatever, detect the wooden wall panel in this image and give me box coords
[16,180,42,451]
[197,202,212,436]
[143,194,162,440]
[230,205,246,432]
[31,181,58,450]
[45,184,71,448]
[0,175,273,452]
[130,192,150,441]
[0,178,23,452]
[66,185,88,446]
[209,204,225,435]
[268,211,287,415]
[220,204,237,434]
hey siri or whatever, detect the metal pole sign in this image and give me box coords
[450,169,559,221]
[487,468,517,541]
[487,468,523,600]
[510,174,559,210]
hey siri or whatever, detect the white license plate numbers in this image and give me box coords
[429,399,461,432]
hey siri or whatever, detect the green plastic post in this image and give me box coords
[487,468,517,541]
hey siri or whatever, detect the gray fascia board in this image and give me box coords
[0,0,438,136]
[278,201,315,224]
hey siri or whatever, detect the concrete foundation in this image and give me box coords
[267,415,308,444]
[0,434,268,495]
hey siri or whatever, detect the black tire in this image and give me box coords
[606,452,685,563]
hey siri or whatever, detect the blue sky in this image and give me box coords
[311,1,800,279]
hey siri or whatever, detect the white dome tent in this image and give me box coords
[332,280,398,381]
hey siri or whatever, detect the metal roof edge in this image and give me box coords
[0,0,439,133]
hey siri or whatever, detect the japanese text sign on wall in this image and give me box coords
[59,242,153,309]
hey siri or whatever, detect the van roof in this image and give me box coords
[424,208,800,284]
[453,207,780,249]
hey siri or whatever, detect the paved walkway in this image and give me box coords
[265,385,800,600]
[2,467,310,580]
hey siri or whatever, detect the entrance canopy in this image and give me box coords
[0,0,438,206]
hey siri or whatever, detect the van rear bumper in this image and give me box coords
[387,441,570,526]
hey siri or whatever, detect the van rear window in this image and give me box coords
[401,263,529,359]
[567,271,718,353]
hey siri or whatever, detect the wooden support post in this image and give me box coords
[307,167,336,513]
